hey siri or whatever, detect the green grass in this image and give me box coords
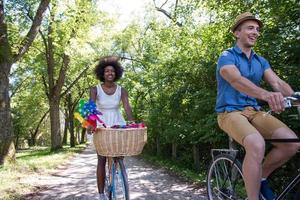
[0,144,86,200]
[142,154,207,186]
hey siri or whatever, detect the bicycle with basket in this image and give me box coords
[94,125,147,200]
[206,93,300,200]
[74,99,147,200]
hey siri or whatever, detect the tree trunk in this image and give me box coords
[49,98,62,150]
[67,94,76,147]
[0,0,50,164]
[172,143,177,160]
[29,131,36,146]
[193,144,200,172]
[80,128,86,144]
[0,62,15,164]
[156,136,161,156]
[15,132,19,150]
[62,119,68,145]
[69,117,75,147]
[76,130,80,145]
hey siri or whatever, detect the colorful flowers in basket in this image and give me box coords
[111,123,146,129]
[74,99,146,130]
[74,99,106,129]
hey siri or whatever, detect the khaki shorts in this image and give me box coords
[217,107,289,145]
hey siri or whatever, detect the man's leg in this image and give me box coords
[243,133,265,200]
[262,127,300,178]
[218,110,266,199]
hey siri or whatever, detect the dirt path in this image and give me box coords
[21,144,207,200]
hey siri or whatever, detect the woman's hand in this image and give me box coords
[86,125,95,134]
[127,120,135,125]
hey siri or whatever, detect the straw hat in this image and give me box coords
[231,12,263,32]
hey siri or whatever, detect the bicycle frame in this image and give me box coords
[258,97,300,199]
[275,96,300,199]
[276,172,300,200]
[208,95,300,199]
[106,157,129,200]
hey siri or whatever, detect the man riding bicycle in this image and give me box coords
[215,12,300,200]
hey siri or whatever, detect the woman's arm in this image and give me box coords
[90,86,97,101]
[121,87,134,121]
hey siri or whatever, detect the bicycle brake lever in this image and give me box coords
[284,98,293,108]
[292,92,300,99]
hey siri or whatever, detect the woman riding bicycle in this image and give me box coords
[89,56,134,200]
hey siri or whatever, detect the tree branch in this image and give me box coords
[47,12,55,92]
[60,63,91,98]
[55,53,70,95]
[10,76,30,98]
[155,8,182,27]
[153,0,182,27]
[13,0,50,63]
[0,0,13,71]
[42,75,49,98]
[32,110,49,141]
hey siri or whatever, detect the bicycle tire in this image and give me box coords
[207,154,247,200]
[106,160,114,200]
[116,159,129,200]
[107,159,129,200]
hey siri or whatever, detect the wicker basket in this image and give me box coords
[93,128,147,157]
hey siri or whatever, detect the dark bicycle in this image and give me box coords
[207,95,300,200]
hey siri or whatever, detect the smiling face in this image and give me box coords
[103,65,116,82]
[234,20,260,48]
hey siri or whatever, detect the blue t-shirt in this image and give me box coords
[215,45,270,113]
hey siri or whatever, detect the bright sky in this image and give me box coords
[98,0,152,29]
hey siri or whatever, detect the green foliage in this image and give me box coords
[7,0,300,187]
[11,62,49,146]
[116,0,300,182]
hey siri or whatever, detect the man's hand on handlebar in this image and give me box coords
[262,91,285,113]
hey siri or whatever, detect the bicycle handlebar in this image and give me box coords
[283,93,300,108]
[261,92,300,115]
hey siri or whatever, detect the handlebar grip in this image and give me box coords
[292,92,300,99]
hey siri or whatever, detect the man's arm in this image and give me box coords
[220,65,285,112]
[263,68,294,96]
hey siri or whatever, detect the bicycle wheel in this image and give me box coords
[115,159,129,200]
[207,154,246,200]
[108,159,129,200]
[105,159,113,200]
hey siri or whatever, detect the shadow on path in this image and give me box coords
[21,143,207,200]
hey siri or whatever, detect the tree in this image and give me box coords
[31,0,101,150]
[0,0,50,165]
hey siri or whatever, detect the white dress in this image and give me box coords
[95,84,126,127]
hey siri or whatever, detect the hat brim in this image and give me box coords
[231,16,263,32]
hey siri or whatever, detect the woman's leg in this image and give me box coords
[97,155,106,193]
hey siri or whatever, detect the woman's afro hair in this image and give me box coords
[94,56,124,82]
